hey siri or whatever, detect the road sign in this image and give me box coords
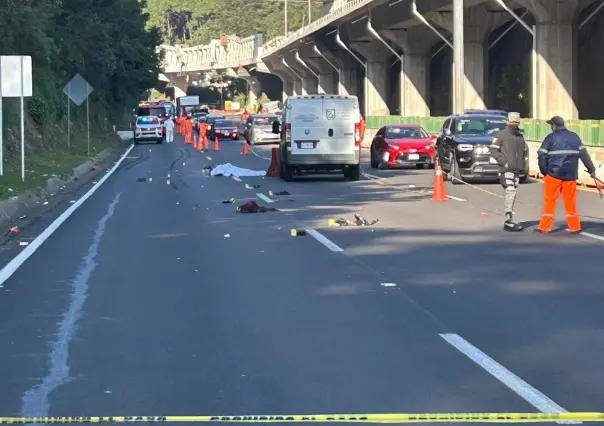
[63,74,94,154]
[63,73,93,106]
[0,55,33,180]
[1,56,32,97]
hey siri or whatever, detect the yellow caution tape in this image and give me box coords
[0,413,603,424]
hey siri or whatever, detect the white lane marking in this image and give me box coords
[579,231,604,242]
[125,156,138,159]
[440,334,578,424]
[256,193,274,203]
[306,229,344,252]
[249,145,272,160]
[446,194,467,202]
[0,144,135,288]
[231,176,242,182]
[362,172,383,180]
[20,192,122,417]
[206,156,212,160]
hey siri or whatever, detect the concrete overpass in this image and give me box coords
[158,0,604,119]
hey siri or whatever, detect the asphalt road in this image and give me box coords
[0,134,603,422]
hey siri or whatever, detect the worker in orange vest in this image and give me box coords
[176,116,183,135]
[183,116,193,144]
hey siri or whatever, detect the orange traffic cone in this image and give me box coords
[192,134,198,150]
[266,148,280,177]
[197,137,204,151]
[431,160,448,202]
[213,137,220,151]
[241,142,249,155]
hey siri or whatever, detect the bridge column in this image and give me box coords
[166,75,188,99]
[306,44,339,94]
[383,27,440,117]
[431,4,508,110]
[349,40,391,116]
[315,41,359,96]
[265,58,296,101]
[516,0,580,119]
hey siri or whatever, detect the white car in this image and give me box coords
[134,116,163,144]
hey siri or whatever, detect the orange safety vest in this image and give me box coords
[184,119,193,133]
[359,115,366,139]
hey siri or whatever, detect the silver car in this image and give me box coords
[134,116,163,144]
[244,115,281,145]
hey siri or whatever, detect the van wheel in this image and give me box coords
[450,155,463,185]
[346,164,361,181]
[280,160,293,181]
[370,150,379,168]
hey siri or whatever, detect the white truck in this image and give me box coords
[176,95,199,117]
[275,95,361,181]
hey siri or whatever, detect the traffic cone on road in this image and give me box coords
[431,160,448,202]
[241,141,249,155]
[266,148,280,177]
[213,137,220,151]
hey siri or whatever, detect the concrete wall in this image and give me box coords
[361,128,604,187]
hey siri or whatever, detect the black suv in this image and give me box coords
[434,110,529,184]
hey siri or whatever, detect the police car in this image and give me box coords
[434,109,529,184]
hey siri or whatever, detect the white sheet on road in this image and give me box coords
[210,163,266,177]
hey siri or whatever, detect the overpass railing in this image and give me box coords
[160,34,263,73]
[366,116,604,146]
[261,0,380,57]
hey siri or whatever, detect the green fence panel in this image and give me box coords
[367,116,604,146]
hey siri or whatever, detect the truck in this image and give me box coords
[176,96,200,118]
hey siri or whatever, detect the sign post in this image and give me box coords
[63,74,93,155]
[0,56,33,181]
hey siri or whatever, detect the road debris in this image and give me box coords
[6,226,19,235]
[236,200,278,213]
[269,190,291,196]
[381,283,396,287]
[222,198,236,204]
[224,234,231,238]
[19,241,29,246]
[18,215,27,220]
[328,213,379,227]
[245,184,260,189]
[291,229,306,236]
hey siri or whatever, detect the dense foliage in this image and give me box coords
[146,0,322,46]
[0,0,162,159]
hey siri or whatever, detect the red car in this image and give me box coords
[370,124,436,169]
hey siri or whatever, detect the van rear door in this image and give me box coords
[289,99,324,155]
[321,97,358,155]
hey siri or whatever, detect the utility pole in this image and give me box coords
[284,0,288,35]
[308,0,312,23]
[452,0,464,113]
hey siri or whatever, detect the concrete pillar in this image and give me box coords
[350,40,392,116]
[431,4,508,110]
[383,27,440,117]
[167,75,189,99]
[282,80,294,100]
[302,77,318,94]
[318,72,337,93]
[516,0,579,119]
[339,68,357,95]
[265,58,297,101]
[293,79,303,95]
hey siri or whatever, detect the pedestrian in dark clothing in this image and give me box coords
[491,112,529,232]
[536,116,597,234]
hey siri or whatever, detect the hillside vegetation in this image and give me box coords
[0,0,161,192]
[146,0,322,46]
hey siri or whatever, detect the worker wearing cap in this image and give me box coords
[491,112,529,232]
[536,116,597,233]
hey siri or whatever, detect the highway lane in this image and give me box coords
[0,135,601,420]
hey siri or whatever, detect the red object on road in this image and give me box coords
[594,177,604,199]
[370,124,435,169]
[266,148,280,177]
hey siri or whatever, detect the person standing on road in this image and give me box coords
[491,112,529,232]
[164,115,175,143]
[536,116,597,234]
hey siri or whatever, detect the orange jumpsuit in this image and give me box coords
[199,122,208,149]
[184,118,193,144]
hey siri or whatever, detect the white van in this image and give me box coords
[275,95,361,181]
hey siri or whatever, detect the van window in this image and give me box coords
[254,117,278,126]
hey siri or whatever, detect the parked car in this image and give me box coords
[210,119,239,140]
[243,114,281,145]
[370,125,436,169]
[434,110,528,184]
[134,116,163,144]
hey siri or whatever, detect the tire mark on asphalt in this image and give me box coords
[118,154,149,172]
[19,192,122,418]
[169,148,186,171]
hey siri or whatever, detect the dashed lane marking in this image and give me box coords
[579,231,604,242]
[256,193,274,203]
[206,156,212,160]
[306,229,344,252]
[440,334,578,425]
[231,176,242,182]
[362,172,383,180]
